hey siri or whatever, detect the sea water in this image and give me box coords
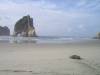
[0,36,92,44]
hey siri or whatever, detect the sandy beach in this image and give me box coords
[0,40,100,75]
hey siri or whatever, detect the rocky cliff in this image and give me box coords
[14,15,37,37]
[0,26,10,36]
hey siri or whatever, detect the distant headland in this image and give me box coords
[93,32,100,39]
[0,26,10,36]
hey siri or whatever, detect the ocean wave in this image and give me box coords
[0,36,93,44]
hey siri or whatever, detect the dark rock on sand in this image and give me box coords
[70,55,82,60]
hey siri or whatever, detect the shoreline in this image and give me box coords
[0,39,100,75]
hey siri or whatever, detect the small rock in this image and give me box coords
[70,55,82,60]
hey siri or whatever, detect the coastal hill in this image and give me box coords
[14,15,37,37]
[0,26,10,36]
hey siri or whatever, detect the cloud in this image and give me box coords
[0,0,100,36]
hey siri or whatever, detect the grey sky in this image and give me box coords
[0,0,100,36]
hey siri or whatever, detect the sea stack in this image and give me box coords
[14,15,37,37]
[0,26,10,36]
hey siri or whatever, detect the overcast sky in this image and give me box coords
[0,0,100,37]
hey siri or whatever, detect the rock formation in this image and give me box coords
[14,15,37,37]
[0,26,10,36]
[70,55,82,60]
[96,32,100,39]
[93,32,100,39]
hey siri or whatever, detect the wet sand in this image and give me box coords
[0,40,100,75]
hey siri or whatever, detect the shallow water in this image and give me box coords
[0,36,92,44]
